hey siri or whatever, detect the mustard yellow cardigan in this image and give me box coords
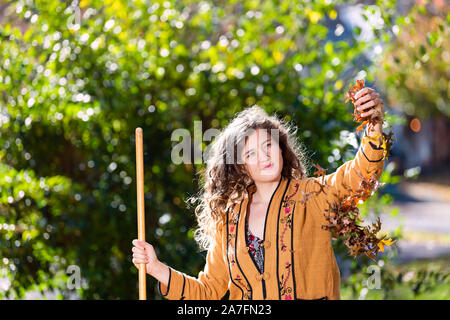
[158,138,386,300]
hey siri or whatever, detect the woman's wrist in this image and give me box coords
[149,260,170,286]
[365,121,383,145]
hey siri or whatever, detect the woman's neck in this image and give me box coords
[251,176,281,204]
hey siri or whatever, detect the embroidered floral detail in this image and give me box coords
[227,202,252,300]
[278,182,298,300]
[285,183,299,202]
[280,200,294,254]
[282,262,291,288]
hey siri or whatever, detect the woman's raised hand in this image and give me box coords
[354,87,384,123]
[132,239,159,275]
[354,87,384,136]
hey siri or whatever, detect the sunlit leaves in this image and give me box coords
[374,1,449,117]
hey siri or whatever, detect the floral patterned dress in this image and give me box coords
[245,223,265,274]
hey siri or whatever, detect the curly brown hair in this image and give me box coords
[187,105,311,251]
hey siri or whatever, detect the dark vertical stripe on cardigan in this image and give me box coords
[290,200,297,300]
[225,204,245,299]
[261,175,283,279]
[158,267,172,297]
[234,199,253,300]
[245,206,264,275]
[180,274,186,300]
[276,178,291,300]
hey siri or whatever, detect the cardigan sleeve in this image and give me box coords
[303,132,386,224]
[157,223,229,300]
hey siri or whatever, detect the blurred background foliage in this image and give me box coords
[0,0,448,299]
[374,1,449,119]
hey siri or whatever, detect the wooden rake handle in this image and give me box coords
[135,128,146,300]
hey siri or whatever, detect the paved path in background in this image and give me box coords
[379,179,450,263]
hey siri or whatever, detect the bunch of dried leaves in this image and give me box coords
[320,168,395,260]
[314,79,397,260]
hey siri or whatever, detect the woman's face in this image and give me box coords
[241,128,283,183]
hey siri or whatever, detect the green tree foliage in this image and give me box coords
[1,0,402,299]
[374,1,450,118]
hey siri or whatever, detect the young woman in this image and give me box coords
[132,87,386,300]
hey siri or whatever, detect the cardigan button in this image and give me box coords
[255,272,270,281]
[261,240,271,249]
